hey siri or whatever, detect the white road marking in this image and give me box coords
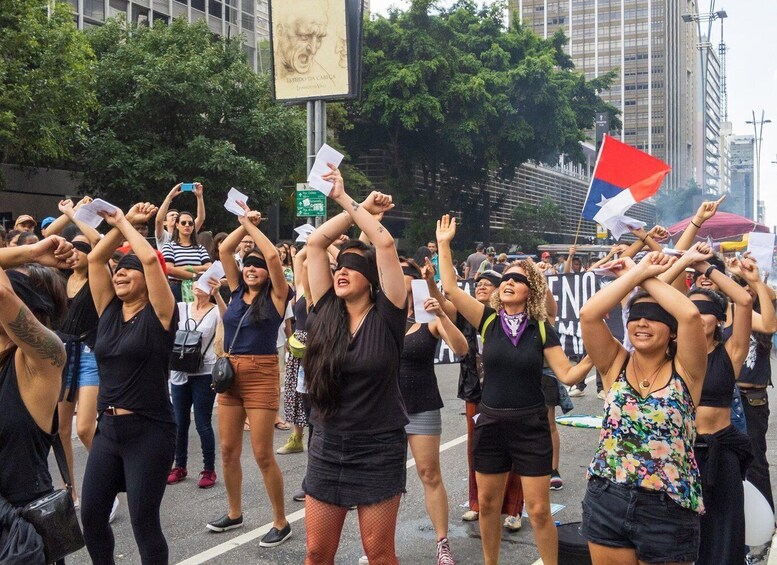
[176,432,469,564]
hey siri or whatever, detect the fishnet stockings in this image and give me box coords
[304,495,401,565]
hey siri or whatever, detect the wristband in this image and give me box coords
[704,265,717,279]
[691,220,702,229]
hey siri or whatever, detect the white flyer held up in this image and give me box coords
[73,198,119,228]
[224,187,249,217]
[411,279,436,323]
[307,144,344,196]
[196,261,225,293]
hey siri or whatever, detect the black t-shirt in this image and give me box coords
[59,281,99,348]
[93,297,177,426]
[478,306,560,409]
[308,288,409,433]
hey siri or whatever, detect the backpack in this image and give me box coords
[170,304,216,374]
[480,312,546,346]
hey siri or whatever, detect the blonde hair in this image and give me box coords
[490,260,548,321]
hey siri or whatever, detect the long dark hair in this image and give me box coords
[303,240,378,420]
[16,264,68,330]
[172,211,198,246]
[687,287,729,344]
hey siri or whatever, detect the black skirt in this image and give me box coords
[303,427,407,507]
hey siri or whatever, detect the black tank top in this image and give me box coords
[59,281,99,348]
[0,350,53,506]
[399,323,443,414]
[699,343,735,408]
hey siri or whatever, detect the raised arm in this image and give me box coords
[218,211,259,292]
[630,226,664,253]
[0,236,76,271]
[155,184,181,241]
[87,224,126,316]
[42,196,91,238]
[563,246,576,274]
[421,257,457,320]
[675,195,726,251]
[56,198,102,247]
[436,215,484,328]
[194,183,206,233]
[323,166,405,308]
[728,256,776,334]
[306,211,355,304]
[237,202,289,312]
[426,297,468,356]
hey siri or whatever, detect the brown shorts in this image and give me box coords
[217,354,280,410]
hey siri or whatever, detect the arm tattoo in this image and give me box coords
[7,305,65,367]
[350,200,360,211]
[377,226,385,233]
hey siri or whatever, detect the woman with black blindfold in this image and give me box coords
[436,214,592,565]
[208,202,292,548]
[303,165,406,565]
[579,251,708,565]
[82,202,178,565]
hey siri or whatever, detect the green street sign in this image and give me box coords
[296,184,326,217]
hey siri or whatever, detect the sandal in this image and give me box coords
[274,421,291,431]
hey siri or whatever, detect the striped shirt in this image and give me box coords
[161,242,211,281]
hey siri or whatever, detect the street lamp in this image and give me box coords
[746,111,772,223]
[682,5,727,194]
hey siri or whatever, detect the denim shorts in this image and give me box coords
[63,344,100,389]
[582,476,700,563]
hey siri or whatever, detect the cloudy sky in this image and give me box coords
[367,0,777,228]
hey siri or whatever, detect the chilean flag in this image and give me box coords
[582,135,671,226]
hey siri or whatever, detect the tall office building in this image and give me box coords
[68,0,261,70]
[728,135,755,219]
[510,1,715,193]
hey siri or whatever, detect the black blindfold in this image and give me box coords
[501,272,531,288]
[627,301,678,333]
[692,299,726,321]
[242,256,268,271]
[336,252,378,284]
[72,241,92,255]
[402,266,421,280]
[115,253,144,273]
[7,270,56,322]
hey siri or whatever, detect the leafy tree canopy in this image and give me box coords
[79,16,305,229]
[340,0,618,246]
[501,196,565,252]
[0,0,95,181]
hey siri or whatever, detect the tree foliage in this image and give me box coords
[79,17,305,229]
[501,196,565,252]
[0,0,95,180]
[339,0,619,245]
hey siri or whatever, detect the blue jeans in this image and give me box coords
[171,374,216,471]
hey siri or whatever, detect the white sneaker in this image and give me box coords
[503,515,522,531]
[109,497,119,524]
[358,556,369,565]
[461,510,479,521]
[597,390,606,400]
[568,387,585,397]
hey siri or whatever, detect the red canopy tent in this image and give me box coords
[666,212,771,243]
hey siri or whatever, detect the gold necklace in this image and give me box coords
[632,355,668,392]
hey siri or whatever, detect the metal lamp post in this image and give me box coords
[682,5,727,195]
[746,111,772,223]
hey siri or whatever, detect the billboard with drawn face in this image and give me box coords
[269,0,362,103]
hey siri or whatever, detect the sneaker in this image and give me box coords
[198,470,217,489]
[358,557,369,565]
[293,489,306,502]
[597,390,606,400]
[503,515,522,531]
[73,497,80,510]
[568,387,585,397]
[276,433,304,455]
[436,537,455,565]
[461,510,479,521]
[108,497,119,524]
[207,513,244,532]
[167,466,187,485]
[259,522,292,547]
[550,470,564,491]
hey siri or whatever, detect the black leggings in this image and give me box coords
[81,414,175,565]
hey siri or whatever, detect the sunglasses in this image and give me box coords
[178,220,194,226]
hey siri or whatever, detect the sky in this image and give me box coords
[368,0,777,228]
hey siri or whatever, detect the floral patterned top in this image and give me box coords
[588,358,704,513]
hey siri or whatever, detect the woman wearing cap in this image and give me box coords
[206,203,292,548]
[436,215,592,565]
[579,251,708,564]
[397,258,467,562]
[0,241,70,562]
[79,203,178,564]
[302,165,406,564]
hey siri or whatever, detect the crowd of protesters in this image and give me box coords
[0,174,776,565]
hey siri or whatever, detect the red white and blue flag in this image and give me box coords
[582,135,670,235]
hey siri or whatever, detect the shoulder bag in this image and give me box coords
[211,307,251,393]
[20,431,84,563]
[170,304,216,374]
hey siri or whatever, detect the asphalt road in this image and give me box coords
[59,363,777,564]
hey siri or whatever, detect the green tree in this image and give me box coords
[79,17,305,229]
[0,0,95,182]
[501,197,565,252]
[339,0,618,245]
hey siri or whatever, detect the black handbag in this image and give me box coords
[20,432,84,563]
[170,305,215,374]
[211,307,251,393]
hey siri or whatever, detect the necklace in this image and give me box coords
[350,305,374,338]
[632,355,669,392]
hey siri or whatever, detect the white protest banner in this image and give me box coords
[747,232,776,275]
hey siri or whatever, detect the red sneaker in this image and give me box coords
[167,467,187,485]
[198,470,217,489]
